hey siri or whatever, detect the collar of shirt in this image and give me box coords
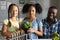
[44,18,58,26]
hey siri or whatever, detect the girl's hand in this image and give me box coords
[16,30,20,33]
[16,28,21,33]
[6,32,13,37]
[27,28,35,33]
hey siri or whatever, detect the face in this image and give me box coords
[28,6,36,18]
[48,9,57,19]
[9,6,18,17]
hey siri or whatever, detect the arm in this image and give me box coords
[16,27,21,33]
[35,20,43,36]
[34,26,43,36]
[27,20,43,36]
[27,27,43,36]
[2,24,12,37]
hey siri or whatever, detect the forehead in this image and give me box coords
[11,6,18,10]
[49,8,57,12]
[52,9,57,11]
[29,6,36,10]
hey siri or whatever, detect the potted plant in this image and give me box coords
[52,32,59,40]
[22,21,32,34]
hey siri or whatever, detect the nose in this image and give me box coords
[50,13,53,16]
[30,11,32,15]
[13,11,16,14]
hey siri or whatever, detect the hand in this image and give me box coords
[27,28,35,33]
[16,28,21,33]
[16,30,20,33]
[6,32,13,37]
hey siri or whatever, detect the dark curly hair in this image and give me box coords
[22,3,42,14]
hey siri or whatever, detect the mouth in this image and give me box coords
[49,15,53,19]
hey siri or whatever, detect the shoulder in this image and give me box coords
[54,18,59,24]
[36,18,43,27]
[3,19,9,25]
[58,19,60,24]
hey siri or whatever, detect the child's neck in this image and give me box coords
[28,16,35,22]
[11,17,17,21]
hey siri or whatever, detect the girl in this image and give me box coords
[22,4,43,39]
[2,4,24,40]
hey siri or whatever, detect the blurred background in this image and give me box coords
[0,0,60,30]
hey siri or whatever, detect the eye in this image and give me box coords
[32,10,34,12]
[15,10,17,11]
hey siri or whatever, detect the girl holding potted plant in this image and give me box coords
[21,3,43,39]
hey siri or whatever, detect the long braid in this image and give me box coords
[8,7,11,27]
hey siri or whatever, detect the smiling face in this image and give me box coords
[28,6,36,18]
[48,8,57,20]
[9,6,18,17]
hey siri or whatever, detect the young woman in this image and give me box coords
[22,4,43,39]
[2,4,24,40]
